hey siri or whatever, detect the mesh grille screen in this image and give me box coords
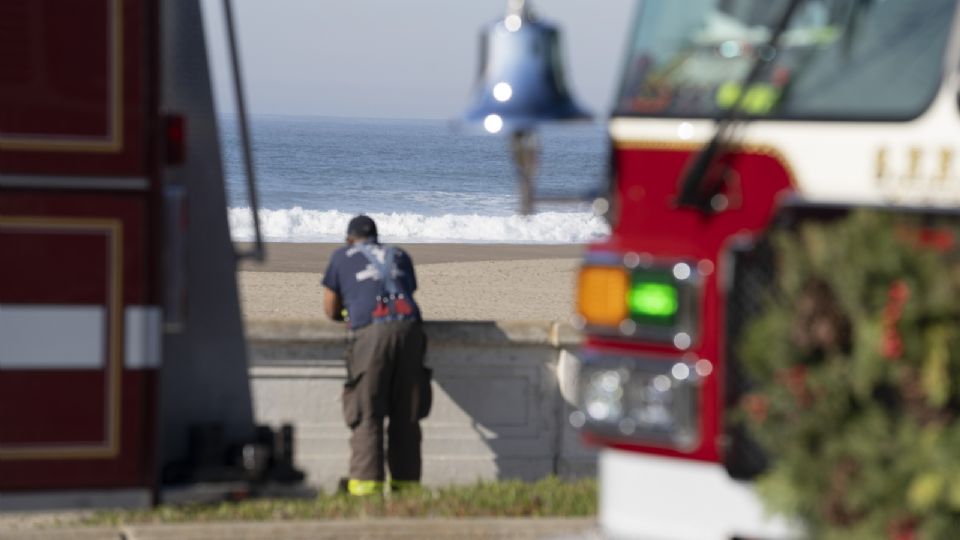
[723,238,776,480]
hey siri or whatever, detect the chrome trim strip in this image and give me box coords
[0,175,149,191]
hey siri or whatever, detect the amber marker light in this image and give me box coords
[577,266,629,327]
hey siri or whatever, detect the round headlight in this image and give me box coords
[583,370,625,422]
[627,374,675,429]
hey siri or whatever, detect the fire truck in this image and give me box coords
[567,0,960,538]
[0,0,289,508]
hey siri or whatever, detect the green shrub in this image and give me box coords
[739,210,960,539]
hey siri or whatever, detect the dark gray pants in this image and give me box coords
[342,320,430,482]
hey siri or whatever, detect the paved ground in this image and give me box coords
[0,517,601,540]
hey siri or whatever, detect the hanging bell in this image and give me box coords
[462,0,591,134]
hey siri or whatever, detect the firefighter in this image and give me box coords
[322,215,430,496]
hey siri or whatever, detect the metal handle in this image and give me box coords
[223,0,265,262]
[506,0,528,16]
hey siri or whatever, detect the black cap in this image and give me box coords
[346,215,378,240]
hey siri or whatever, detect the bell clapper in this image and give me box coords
[511,130,539,215]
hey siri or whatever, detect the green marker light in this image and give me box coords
[628,282,679,318]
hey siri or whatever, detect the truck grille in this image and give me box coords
[723,237,776,480]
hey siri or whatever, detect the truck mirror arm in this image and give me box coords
[223,0,266,262]
[676,0,806,213]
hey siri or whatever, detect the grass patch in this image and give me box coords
[84,477,596,525]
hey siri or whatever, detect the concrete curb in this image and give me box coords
[0,517,600,540]
[246,319,583,348]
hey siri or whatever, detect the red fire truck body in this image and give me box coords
[1,0,160,496]
[574,0,960,538]
[1,0,258,507]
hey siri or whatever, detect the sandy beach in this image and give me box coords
[238,243,584,322]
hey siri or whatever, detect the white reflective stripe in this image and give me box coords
[0,305,106,369]
[124,306,162,369]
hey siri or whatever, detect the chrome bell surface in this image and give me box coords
[463,0,591,133]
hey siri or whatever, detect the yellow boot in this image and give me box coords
[347,479,384,496]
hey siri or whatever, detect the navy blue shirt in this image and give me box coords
[321,242,421,329]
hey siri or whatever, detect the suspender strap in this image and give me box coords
[355,244,399,296]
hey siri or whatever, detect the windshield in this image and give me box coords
[616,0,957,120]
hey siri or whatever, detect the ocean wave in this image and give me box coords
[229,207,610,244]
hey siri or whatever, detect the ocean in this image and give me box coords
[220,115,612,244]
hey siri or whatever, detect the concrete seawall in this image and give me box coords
[247,320,595,491]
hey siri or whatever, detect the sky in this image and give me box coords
[201,0,637,120]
